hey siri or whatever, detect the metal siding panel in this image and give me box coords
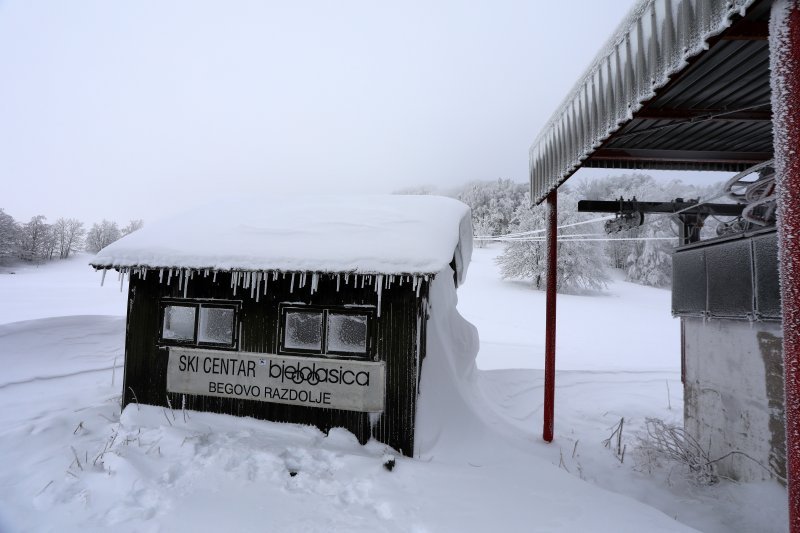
[753,232,782,319]
[672,247,708,316]
[706,239,755,318]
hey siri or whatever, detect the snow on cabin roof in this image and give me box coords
[529,0,758,205]
[91,195,473,285]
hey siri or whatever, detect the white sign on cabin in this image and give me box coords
[167,347,385,412]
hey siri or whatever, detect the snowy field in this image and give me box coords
[0,249,788,532]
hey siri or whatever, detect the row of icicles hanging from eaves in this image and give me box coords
[95,267,431,315]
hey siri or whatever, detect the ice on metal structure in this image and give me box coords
[375,274,384,317]
[770,0,800,527]
[528,0,758,205]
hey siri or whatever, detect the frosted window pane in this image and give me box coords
[163,306,195,341]
[285,311,322,351]
[198,307,234,345]
[327,314,367,354]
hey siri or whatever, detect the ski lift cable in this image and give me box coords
[477,236,677,243]
[474,214,616,240]
[483,232,612,242]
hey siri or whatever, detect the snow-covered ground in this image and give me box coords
[0,250,788,532]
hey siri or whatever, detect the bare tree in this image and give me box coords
[86,220,121,253]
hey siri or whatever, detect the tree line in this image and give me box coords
[399,175,722,292]
[0,209,143,264]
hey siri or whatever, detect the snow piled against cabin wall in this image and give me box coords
[529,0,758,205]
[415,266,483,458]
[91,195,473,281]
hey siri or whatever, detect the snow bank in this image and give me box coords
[91,195,473,285]
[416,266,484,457]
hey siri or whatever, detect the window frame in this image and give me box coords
[159,298,241,350]
[278,303,375,360]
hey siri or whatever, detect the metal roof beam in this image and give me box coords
[588,148,772,165]
[635,108,771,121]
[720,20,769,41]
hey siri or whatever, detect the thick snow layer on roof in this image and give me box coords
[91,195,473,283]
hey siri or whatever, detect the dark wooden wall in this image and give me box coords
[122,270,430,456]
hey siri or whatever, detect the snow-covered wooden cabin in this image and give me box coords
[91,195,473,456]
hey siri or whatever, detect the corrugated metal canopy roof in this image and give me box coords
[529,0,771,204]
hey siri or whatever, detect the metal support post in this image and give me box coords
[543,190,557,442]
[771,1,800,530]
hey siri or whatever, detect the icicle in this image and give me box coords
[178,269,184,291]
[120,269,126,293]
[336,274,340,292]
[250,272,256,299]
[167,269,173,286]
[263,272,269,296]
[159,268,163,284]
[254,272,261,302]
[100,269,107,287]
[412,275,418,291]
[290,273,295,293]
[416,278,421,297]
[183,270,189,298]
[311,273,318,294]
[344,273,349,285]
[361,275,366,289]
[300,273,306,288]
[233,272,238,296]
[213,270,217,282]
[273,272,278,281]
[142,268,147,280]
[376,275,383,318]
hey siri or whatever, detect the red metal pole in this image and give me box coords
[543,189,557,442]
[771,1,800,530]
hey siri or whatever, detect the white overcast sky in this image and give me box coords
[0,1,727,225]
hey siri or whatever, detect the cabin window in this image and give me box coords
[284,310,323,351]
[279,305,373,359]
[327,313,368,354]
[160,300,239,348]
[162,305,196,341]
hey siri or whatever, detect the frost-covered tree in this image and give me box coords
[0,208,19,263]
[85,220,121,253]
[121,219,144,236]
[497,189,609,293]
[53,218,86,259]
[17,215,53,262]
[458,178,528,237]
[472,214,495,248]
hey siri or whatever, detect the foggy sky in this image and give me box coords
[1,1,717,226]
